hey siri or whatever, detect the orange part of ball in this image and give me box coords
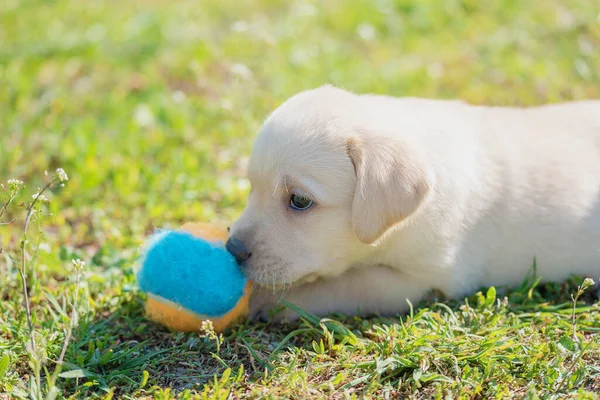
[145,280,253,333]
[179,222,229,243]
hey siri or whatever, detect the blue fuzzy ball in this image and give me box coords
[137,229,247,317]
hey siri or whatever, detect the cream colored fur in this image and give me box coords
[228,85,600,321]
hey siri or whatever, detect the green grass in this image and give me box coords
[1,0,600,398]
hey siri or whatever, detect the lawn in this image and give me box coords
[1,0,600,398]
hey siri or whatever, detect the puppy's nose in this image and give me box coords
[226,237,251,265]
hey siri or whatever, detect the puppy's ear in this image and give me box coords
[347,136,434,244]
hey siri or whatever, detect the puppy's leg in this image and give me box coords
[250,265,434,321]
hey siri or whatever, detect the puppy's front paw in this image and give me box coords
[249,291,299,322]
[249,290,277,322]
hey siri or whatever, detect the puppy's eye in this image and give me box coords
[289,194,313,211]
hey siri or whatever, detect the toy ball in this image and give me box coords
[137,222,252,333]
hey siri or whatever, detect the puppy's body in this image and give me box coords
[361,97,600,295]
[229,86,600,319]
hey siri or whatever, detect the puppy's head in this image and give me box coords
[228,86,434,289]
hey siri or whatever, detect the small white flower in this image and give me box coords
[357,23,376,41]
[583,277,596,288]
[55,168,69,182]
[7,179,24,195]
[133,104,155,127]
[71,258,86,271]
[32,192,49,203]
[7,179,23,187]
[201,319,214,331]
[199,319,216,338]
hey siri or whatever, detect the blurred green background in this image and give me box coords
[2,0,599,244]
[1,0,600,397]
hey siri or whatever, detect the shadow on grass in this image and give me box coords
[58,274,599,398]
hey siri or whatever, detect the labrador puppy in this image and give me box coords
[227,85,600,321]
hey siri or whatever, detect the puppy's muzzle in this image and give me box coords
[226,237,251,265]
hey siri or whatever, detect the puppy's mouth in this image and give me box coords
[243,258,318,291]
[243,261,291,290]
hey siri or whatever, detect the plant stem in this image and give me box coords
[572,293,578,341]
[49,266,82,387]
[0,193,16,222]
[555,339,593,393]
[19,179,56,358]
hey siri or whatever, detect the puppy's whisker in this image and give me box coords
[277,272,292,301]
[273,270,284,300]
[281,266,291,291]
[256,267,267,292]
[283,175,290,195]
[272,264,293,301]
